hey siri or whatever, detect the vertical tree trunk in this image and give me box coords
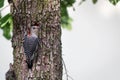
[6,0,62,80]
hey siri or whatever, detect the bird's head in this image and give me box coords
[31,22,40,36]
[27,22,39,36]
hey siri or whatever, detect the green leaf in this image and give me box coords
[0,13,13,40]
[0,13,11,28]
[9,16,13,31]
[0,0,4,8]
[92,0,97,4]
[1,22,11,40]
[61,0,75,30]
[0,13,1,18]
[109,0,120,5]
[61,0,75,7]
[61,16,73,30]
[0,13,1,28]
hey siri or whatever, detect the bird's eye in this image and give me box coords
[33,27,35,29]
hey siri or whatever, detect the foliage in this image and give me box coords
[109,0,120,5]
[0,13,13,39]
[0,0,120,39]
[0,0,13,40]
[0,0,4,8]
[92,0,98,4]
[61,0,75,30]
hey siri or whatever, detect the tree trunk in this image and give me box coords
[6,0,62,80]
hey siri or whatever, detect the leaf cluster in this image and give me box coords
[0,13,13,40]
[0,0,4,8]
[92,0,120,5]
[109,0,120,5]
[61,0,75,30]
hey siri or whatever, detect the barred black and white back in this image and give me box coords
[23,26,39,69]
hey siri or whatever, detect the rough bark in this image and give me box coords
[6,0,62,80]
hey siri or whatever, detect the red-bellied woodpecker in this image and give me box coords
[23,25,39,69]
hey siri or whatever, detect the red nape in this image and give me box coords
[27,28,31,36]
[34,22,39,26]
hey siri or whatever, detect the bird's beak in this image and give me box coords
[36,26,40,29]
[37,26,40,28]
[34,26,40,29]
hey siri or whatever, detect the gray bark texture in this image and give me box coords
[6,0,62,80]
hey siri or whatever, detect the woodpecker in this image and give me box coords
[23,25,39,69]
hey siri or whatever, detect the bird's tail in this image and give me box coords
[26,59,33,69]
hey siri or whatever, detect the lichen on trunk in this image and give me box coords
[6,0,62,80]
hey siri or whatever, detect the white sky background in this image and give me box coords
[1,0,120,80]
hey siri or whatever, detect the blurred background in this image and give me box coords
[1,0,120,80]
